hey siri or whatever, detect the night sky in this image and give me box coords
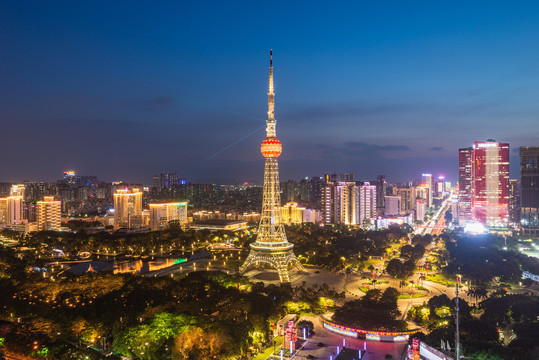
[2,1,539,184]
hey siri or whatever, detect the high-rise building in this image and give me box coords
[78,176,98,188]
[358,182,377,226]
[240,51,304,283]
[471,140,509,227]
[64,170,77,188]
[508,179,519,226]
[422,173,434,199]
[374,175,387,214]
[7,196,23,224]
[321,180,358,225]
[397,186,415,213]
[281,202,306,224]
[520,146,539,237]
[458,147,473,225]
[436,176,446,197]
[416,184,431,208]
[385,196,401,216]
[36,196,61,231]
[113,188,143,228]
[10,184,25,199]
[298,178,311,203]
[149,202,188,231]
[309,176,323,208]
[0,190,24,225]
[159,172,178,191]
[415,199,427,222]
[152,175,159,193]
[0,198,6,224]
[281,179,298,202]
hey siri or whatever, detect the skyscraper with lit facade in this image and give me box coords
[240,51,304,283]
[520,146,539,237]
[458,147,473,225]
[358,182,377,226]
[384,195,401,216]
[508,179,519,226]
[113,188,143,228]
[10,184,25,198]
[471,140,509,227]
[422,173,434,199]
[159,172,178,191]
[36,196,61,231]
[396,186,415,213]
[64,170,76,188]
[149,202,188,231]
[0,184,26,225]
[321,180,358,225]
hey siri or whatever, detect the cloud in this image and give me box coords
[296,141,412,162]
[138,96,174,112]
[431,146,443,151]
[345,141,411,152]
[286,103,419,124]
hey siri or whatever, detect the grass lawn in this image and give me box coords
[253,336,283,360]
[363,259,384,267]
[434,306,452,317]
[398,293,426,299]
[426,273,455,287]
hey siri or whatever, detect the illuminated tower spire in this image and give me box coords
[240,51,305,283]
[267,49,276,137]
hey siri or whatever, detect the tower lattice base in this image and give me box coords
[240,245,306,283]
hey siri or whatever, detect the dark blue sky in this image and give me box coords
[2,1,539,184]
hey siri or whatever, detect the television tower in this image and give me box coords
[240,50,305,283]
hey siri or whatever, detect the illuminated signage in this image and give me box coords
[393,335,409,342]
[476,143,497,148]
[321,318,418,342]
[323,322,357,337]
[366,334,380,341]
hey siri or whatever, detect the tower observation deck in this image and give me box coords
[239,51,305,283]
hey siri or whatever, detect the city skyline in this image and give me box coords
[2,2,539,183]
[2,3,539,358]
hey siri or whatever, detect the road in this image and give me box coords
[413,199,450,236]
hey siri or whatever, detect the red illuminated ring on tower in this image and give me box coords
[261,138,282,158]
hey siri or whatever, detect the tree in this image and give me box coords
[386,259,402,277]
[173,327,227,359]
[296,320,314,336]
[401,259,416,278]
[422,234,433,245]
[412,243,425,259]
[332,288,404,331]
[411,235,423,245]
[400,245,414,259]
[475,288,488,303]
